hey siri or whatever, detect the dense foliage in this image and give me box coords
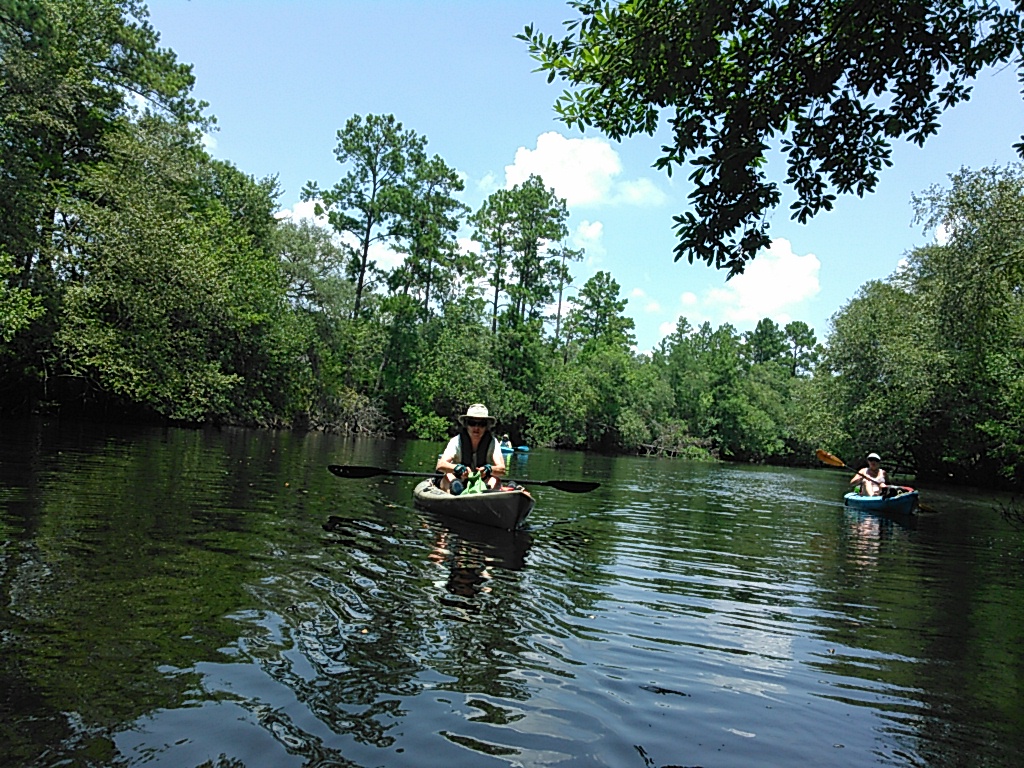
[2,1,1022,488]
[519,0,1024,275]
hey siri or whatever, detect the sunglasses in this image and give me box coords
[465,419,489,428]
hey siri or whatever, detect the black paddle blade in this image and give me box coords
[328,464,390,479]
[543,480,600,493]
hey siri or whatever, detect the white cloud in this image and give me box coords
[457,236,478,257]
[368,240,404,272]
[628,287,660,313]
[201,132,218,152]
[616,178,667,206]
[665,239,820,331]
[276,199,328,225]
[274,200,404,270]
[504,131,664,208]
[705,238,819,325]
[506,132,619,206]
[572,219,605,258]
[476,171,500,196]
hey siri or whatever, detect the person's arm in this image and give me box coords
[437,436,468,479]
[485,438,506,478]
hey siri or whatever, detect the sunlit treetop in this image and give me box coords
[520,0,1024,276]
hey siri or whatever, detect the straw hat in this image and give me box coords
[457,403,496,426]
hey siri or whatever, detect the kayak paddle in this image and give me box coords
[328,464,599,493]
[816,448,884,486]
[816,449,852,470]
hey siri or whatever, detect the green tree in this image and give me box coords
[302,114,426,318]
[520,1,1024,274]
[744,318,787,365]
[564,271,636,351]
[784,320,819,377]
[657,317,711,436]
[275,219,351,316]
[532,356,597,447]
[57,117,284,421]
[470,188,517,334]
[0,0,203,410]
[472,175,571,333]
[907,164,1024,482]
[0,249,44,343]
[0,0,200,277]
[506,175,571,326]
[388,154,470,318]
[822,280,938,471]
[548,245,584,343]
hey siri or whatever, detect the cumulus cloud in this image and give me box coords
[629,287,660,313]
[706,238,820,324]
[659,320,678,339]
[368,240,404,272]
[504,131,664,208]
[276,199,327,224]
[571,219,605,260]
[274,200,405,270]
[616,178,667,206]
[664,239,820,331]
[476,171,500,196]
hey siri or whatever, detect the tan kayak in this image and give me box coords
[413,480,535,530]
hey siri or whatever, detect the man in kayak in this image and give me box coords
[436,403,506,495]
[851,452,888,496]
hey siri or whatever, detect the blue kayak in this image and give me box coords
[844,487,919,516]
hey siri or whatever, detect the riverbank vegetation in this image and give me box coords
[2,1,1022,489]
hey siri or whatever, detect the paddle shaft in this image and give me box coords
[328,465,599,493]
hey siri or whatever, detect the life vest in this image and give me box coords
[458,430,495,469]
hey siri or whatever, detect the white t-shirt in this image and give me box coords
[441,434,504,469]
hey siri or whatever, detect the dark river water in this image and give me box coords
[1,420,1021,768]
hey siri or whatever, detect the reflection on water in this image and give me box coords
[1,420,1022,768]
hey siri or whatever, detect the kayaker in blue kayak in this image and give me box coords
[850,452,888,496]
[436,403,506,495]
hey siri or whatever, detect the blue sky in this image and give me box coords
[145,1,1024,352]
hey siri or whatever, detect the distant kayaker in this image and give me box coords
[851,452,888,496]
[436,403,506,495]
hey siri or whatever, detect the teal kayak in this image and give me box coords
[844,486,919,516]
